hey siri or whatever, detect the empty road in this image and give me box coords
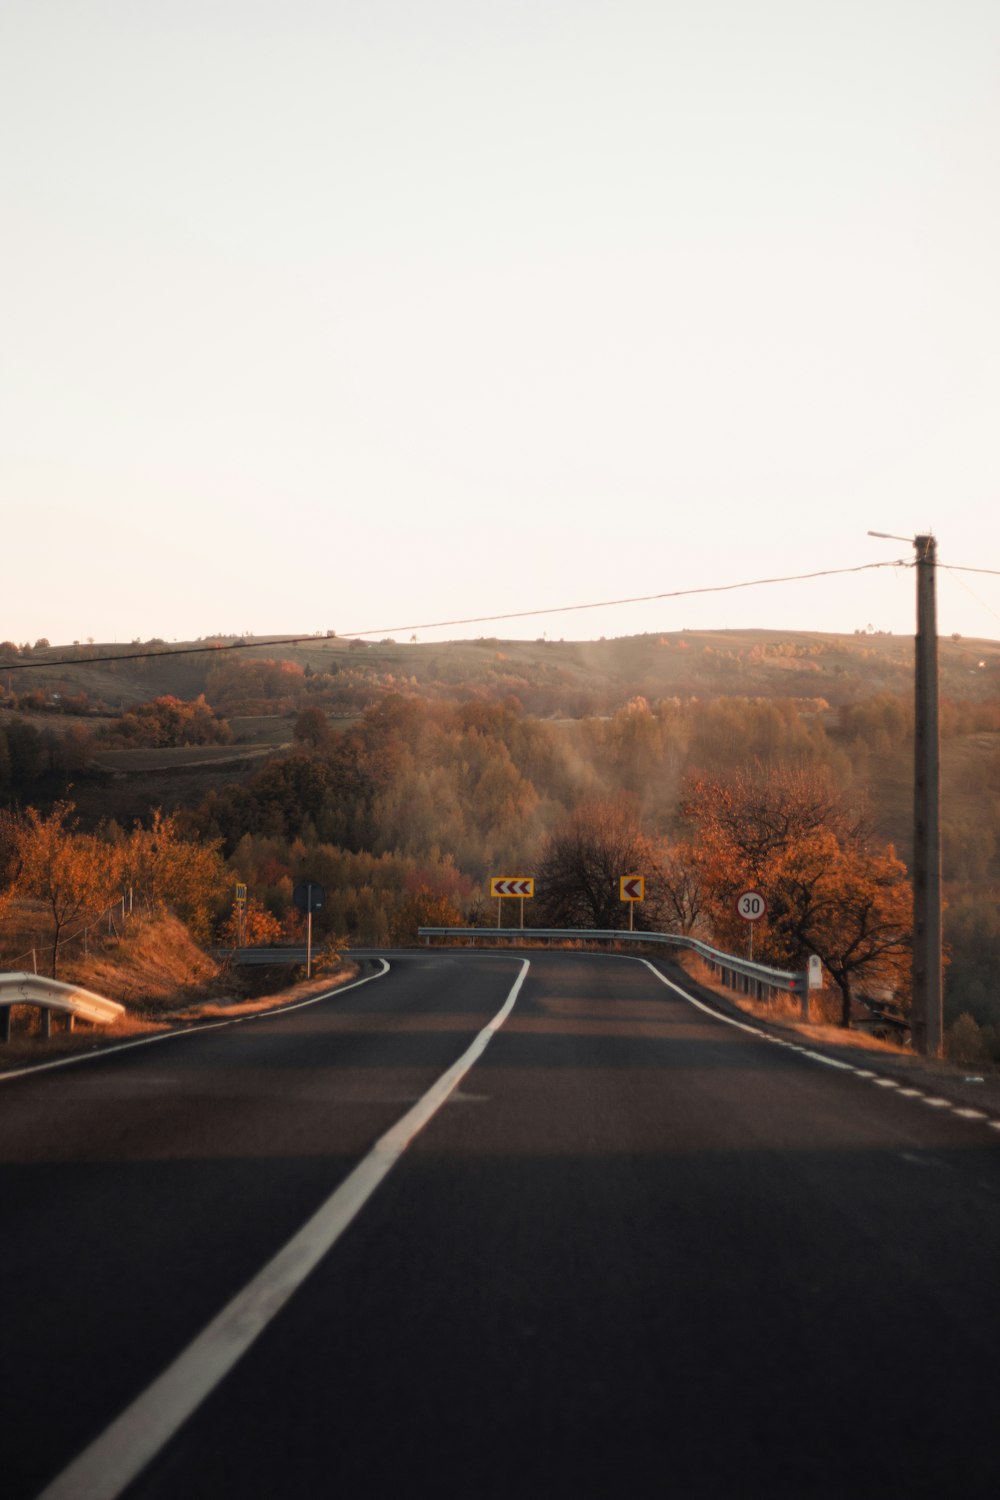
[2,950,999,1498]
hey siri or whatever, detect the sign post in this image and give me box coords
[490,877,535,930]
[735,889,767,961]
[619,875,645,933]
[234,883,248,949]
[293,880,326,978]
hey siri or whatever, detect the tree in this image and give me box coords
[218,895,282,948]
[389,886,463,944]
[17,803,122,976]
[292,706,332,751]
[537,798,661,930]
[121,810,229,942]
[681,768,912,1027]
[0,808,23,922]
[656,839,709,936]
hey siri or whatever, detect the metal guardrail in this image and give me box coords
[0,972,126,1042]
[416,927,809,1008]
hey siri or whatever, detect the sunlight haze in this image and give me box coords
[3,0,998,646]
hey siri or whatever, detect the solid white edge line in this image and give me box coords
[637,959,863,1071]
[0,960,391,1084]
[36,956,531,1500]
[636,958,1000,1115]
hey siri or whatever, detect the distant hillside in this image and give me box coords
[3,627,999,1043]
[4,628,1000,871]
[3,627,999,717]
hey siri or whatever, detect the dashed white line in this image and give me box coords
[638,958,1000,1133]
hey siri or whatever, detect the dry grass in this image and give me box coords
[0,912,359,1073]
[62,914,222,1012]
[172,968,359,1021]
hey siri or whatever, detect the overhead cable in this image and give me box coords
[0,557,913,673]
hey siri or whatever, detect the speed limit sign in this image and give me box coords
[736,890,767,922]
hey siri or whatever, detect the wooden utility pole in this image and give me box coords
[912,534,942,1056]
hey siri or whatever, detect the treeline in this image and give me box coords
[99,695,232,749]
[0,717,93,796]
[4,678,1000,1050]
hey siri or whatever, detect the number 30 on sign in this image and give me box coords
[736,890,767,921]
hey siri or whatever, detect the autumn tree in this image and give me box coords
[389,886,463,944]
[104,694,231,748]
[0,808,23,922]
[537,798,664,930]
[17,803,122,976]
[218,895,283,948]
[655,839,709,936]
[293,706,332,751]
[681,767,911,1026]
[120,810,229,942]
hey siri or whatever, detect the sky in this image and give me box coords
[3,0,999,648]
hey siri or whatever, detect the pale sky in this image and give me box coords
[3,0,999,648]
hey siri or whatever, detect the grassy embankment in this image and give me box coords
[0,911,357,1071]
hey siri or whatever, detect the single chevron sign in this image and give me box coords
[620,875,645,900]
[490,877,535,898]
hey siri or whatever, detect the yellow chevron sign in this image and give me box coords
[620,875,645,901]
[490,877,535,898]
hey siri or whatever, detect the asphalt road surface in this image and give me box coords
[3,951,999,1499]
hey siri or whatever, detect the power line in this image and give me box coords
[0,557,912,674]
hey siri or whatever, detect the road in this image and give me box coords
[2,951,999,1499]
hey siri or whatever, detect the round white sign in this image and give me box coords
[735,890,767,922]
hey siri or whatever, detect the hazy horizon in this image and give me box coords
[4,2,998,646]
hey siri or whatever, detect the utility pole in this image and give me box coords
[912,534,942,1057]
[869,530,943,1056]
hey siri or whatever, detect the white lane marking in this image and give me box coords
[638,960,1000,1128]
[639,962,870,1076]
[797,1049,857,1071]
[0,961,391,1084]
[36,957,530,1500]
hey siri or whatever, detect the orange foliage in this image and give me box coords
[683,767,911,1026]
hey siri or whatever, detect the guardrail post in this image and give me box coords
[1,1007,10,1043]
[40,1007,51,1040]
